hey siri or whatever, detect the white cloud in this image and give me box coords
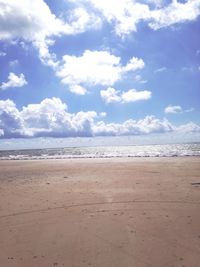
[20,98,98,137]
[101,87,152,104]
[70,0,200,36]
[0,98,199,138]
[0,99,25,137]
[165,105,194,114]
[67,7,101,33]
[100,87,121,104]
[121,89,152,103]
[149,0,200,30]
[56,50,145,91]
[165,105,182,114]
[176,122,200,133]
[155,67,167,73]
[0,0,62,40]
[0,72,27,90]
[93,116,174,136]
[72,0,151,36]
[122,57,145,72]
[1,0,197,91]
[69,85,88,95]
[99,112,107,118]
[74,0,146,35]
[0,0,199,71]
[0,0,100,66]
[57,50,121,86]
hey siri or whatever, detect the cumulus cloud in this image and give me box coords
[0,98,98,138]
[0,0,100,66]
[67,7,101,33]
[165,105,182,114]
[122,57,145,72]
[1,97,198,139]
[71,0,151,36]
[121,89,152,103]
[0,0,62,40]
[0,0,199,70]
[57,50,121,86]
[1,0,197,92]
[70,0,200,36]
[56,50,145,91]
[93,116,174,136]
[69,85,88,95]
[0,72,27,90]
[100,88,121,104]
[176,122,200,133]
[165,105,194,114]
[100,87,152,104]
[0,99,25,137]
[0,1,148,95]
[149,0,200,30]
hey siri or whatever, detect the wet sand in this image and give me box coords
[0,157,200,267]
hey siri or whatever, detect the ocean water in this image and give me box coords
[0,143,200,160]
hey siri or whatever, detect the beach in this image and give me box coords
[0,157,200,267]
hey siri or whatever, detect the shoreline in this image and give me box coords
[1,143,199,160]
[0,155,200,161]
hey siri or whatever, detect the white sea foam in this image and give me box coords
[0,143,200,160]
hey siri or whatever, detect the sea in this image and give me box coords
[0,143,200,160]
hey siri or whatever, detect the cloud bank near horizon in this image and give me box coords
[0,97,199,139]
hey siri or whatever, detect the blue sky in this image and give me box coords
[0,0,200,145]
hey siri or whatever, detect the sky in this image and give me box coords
[0,0,200,147]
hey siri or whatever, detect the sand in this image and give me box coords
[0,157,200,267]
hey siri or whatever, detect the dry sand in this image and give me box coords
[0,157,200,267]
